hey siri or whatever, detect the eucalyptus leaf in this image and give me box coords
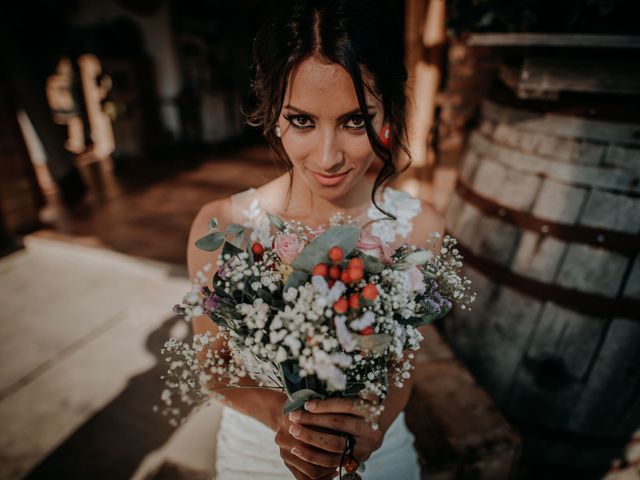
[359,252,385,274]
[243,235,254,264]
[228,232,244,249]
[402,250,433,265]
[279,359,302,389]
[292,225,360,272]
[353,333,392,354]
[343,382,366,396]
[282,389,325,415]
[195,231,225,251]
[283,270,309,294]
[391,260,412,271]
[221,240,244,258]
[266,212,287,232]
[226,223,246,236]
[400,300,452,326]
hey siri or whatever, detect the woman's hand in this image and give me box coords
[275,410,340,480]
[287,398,384,469]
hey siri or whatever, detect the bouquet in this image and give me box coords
[158,213,475,427]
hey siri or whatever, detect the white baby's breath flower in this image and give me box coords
[283,287,298,302]
[349,310,375,331]
[334,315,356,352]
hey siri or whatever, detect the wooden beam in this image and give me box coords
[467,33,640,49]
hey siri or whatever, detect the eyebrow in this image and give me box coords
[283,104,376,122]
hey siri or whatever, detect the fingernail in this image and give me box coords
[289,424,302,436]
[305,400,316,411]
[288,411,301,422]
[291,447,302,457]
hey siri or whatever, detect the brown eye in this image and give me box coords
[283,114,314,129]
[344,113,374,130]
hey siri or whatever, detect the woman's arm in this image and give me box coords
[187,198,287,430]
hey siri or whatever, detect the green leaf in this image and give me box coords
[292,225,360,272]
[195,231,225,251]
[228,232,244,249]
[283,270,309,294]
[353,333,392,354]
[226,223,246,236]
[208,218,218,231]
[343,382,366,396]
[266,212,287,232]
[359,252,385,274]
[282,389,325,415]
[402,250,433,265]
[221,240,244,258]
[279,359,301,390]
[399,300,452,326]
[244,234,254,264]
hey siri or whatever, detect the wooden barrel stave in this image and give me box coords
[568,317,640,436]
[442,99,640,470]
[504,302,606,428]
[555,244,630,298]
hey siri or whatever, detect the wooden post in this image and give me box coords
[399,0,446,202]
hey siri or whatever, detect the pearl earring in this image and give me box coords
[274,125,281,138]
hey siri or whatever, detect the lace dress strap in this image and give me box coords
[367,187,422,245]
[231,187,272,245]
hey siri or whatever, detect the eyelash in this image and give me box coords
[282,113,375,131]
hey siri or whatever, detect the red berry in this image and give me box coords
[340,270,351,284]
[348,267,364,283]
[328,279,336,288]
[312,263,329,277]
[251,242,264,256]
[333,297,349,314]
[349,293,360,309]
[329,265,342,280]
[361,283,378,301]
[328,246,344,263]
[348,257,364,269]
[359,326,375,336]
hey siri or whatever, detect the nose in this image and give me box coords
[318,128,345,172]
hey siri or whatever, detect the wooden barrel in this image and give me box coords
[442,99,640,474]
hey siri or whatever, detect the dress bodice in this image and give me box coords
[229,186,423,247]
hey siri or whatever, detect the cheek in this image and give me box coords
[281,136,314,165]
[343,134,375,167]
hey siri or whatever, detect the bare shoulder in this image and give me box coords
[186,196,232,283]
[410,198,445,252]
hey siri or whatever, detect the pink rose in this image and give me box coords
[356,229,393,265]
[405,266,426,293]
[273,233,304,265]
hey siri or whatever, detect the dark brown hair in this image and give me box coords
[244,0,410,219]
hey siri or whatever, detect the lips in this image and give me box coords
[311,169,352,186]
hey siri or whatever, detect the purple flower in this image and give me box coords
[204,293,225,312]
[217,261,232,280]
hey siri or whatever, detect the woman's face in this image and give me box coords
[276,55,385,200]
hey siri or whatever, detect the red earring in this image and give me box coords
[379,124,392,148]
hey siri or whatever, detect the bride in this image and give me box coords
[187,1,445,478]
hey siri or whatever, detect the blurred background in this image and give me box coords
[1,1,639,479]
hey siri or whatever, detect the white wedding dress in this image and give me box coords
[214,186,424,480]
